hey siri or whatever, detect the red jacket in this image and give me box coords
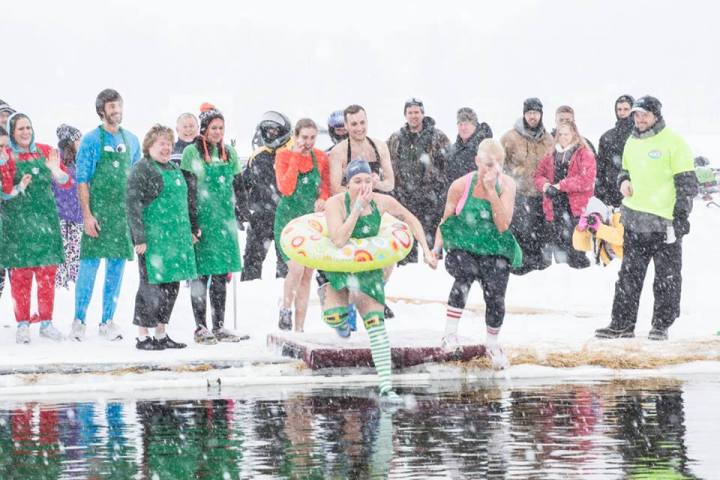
[533,145,596,221]
[275,148,330,200]
[1,144,72,194]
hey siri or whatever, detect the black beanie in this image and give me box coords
[199,102,224,135]
[615,94,635,107]
[523,97,543,114]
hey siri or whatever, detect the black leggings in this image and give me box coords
[445,250,510,329]
[191,274,228,331]
[132,254,179,328]
[241,211,287,281]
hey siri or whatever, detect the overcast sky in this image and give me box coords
[3,0,718,153]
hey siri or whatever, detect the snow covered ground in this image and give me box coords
[1,198,719,395]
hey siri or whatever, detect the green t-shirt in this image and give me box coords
[180,143,242,178]
[621,127,694,219]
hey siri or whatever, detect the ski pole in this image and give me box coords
[233,272,238,330]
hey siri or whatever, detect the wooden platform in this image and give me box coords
[267,330,486,370]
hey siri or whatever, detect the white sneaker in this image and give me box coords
[16,324,31,344]
[39,323,64,342]
[487,343,509,370]
[99,321,123,341]
[194,326,218,345]
[379,390,404,405]
[441,334,461,353]
[69,319,86,341]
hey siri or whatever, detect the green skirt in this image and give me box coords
[323,268,385,305]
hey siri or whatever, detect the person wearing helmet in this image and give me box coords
[240,111,292,281]
[71,88,141,342]
[327,110,348,148]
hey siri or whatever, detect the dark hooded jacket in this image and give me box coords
[595,96,635,207]
[387,116,450,210]
[445,122,493,183]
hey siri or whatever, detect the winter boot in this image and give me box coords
[595,324,635,339]
[69,319,86,341]
[648,327,669,341]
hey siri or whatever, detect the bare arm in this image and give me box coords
[78,183,100,237]
[375,194,437,268]
[329,142,347,195]
[375,140,395,192]
[434,179,464,251]
[486,174,516,233]
[326,190,368,248]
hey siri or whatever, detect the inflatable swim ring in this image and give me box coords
[280,212,414,272]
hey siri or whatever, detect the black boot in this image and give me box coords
[648,327,669,341]
[595,324,635,339]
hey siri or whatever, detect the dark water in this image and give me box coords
[0,377,714,479]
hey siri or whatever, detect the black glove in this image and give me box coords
[672,196,692,238]
[545,185,560,198]
[673,213,690,238]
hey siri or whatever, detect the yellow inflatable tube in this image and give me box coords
[280,212,414,272]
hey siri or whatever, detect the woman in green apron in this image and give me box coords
[126,125,197,350]
[181,104,247,344]
[0,113,71,344]
[434,138,521,370]
[274,118,331,332]
[321,159,437,400]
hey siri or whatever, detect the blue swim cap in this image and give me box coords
[346,158,372,182]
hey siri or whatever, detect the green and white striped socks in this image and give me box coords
[323,306,349,329]
[363,310,393,395]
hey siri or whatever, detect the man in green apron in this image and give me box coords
[71,89,141,342]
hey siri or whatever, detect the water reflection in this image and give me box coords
[0,379,707,479]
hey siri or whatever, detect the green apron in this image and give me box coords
[80,127,133,260]
[1,155,64,268]
[193,149,242,275]
[143,162,197,284]
[274,151,321,262]
[440,173,523,267]
[324,193,385,304]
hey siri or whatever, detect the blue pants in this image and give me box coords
[74,258,125,323]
